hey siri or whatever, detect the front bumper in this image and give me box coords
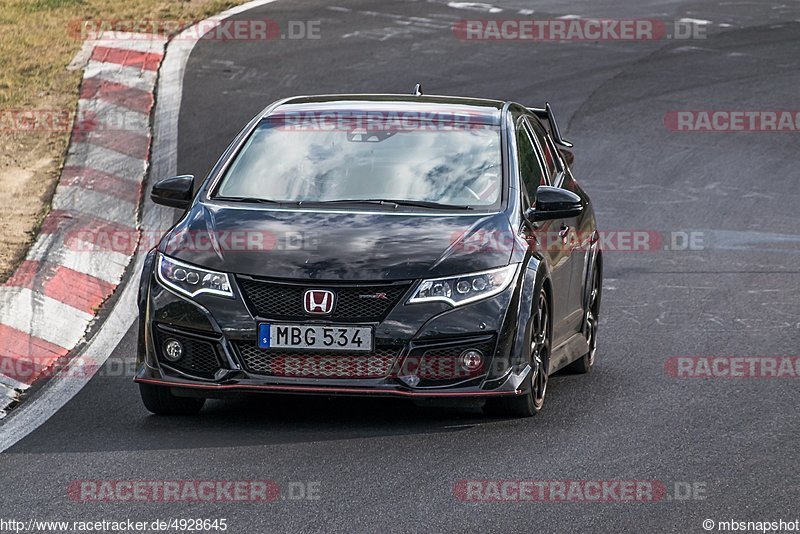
[135,259,533,399]
[134,365,532,399]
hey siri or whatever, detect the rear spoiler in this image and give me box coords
[526,102,573,148]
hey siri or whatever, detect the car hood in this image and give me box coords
[160,204,514,281]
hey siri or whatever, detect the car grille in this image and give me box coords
[237,278,411,322]
[155,327,222,379]
[235,342,401,378]
[416,339,495,381]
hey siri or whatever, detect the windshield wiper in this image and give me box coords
[307,199,475,211]
[215,196,476,210]
[214,196,280,204]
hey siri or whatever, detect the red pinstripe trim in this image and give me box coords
[4,260,115,314]
[0,325,69,385]
[61,166,141,204]
[90,46,162,72]
[80,77,153,114]
[135,377,522,397]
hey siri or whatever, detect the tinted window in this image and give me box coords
[528,119,560,177]
[216,115,502,210]
[516,121,546,199]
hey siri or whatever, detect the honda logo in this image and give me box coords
[304,289,335,315]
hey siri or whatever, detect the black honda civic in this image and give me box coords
[135,92,602,417]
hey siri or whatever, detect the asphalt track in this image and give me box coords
[2,1,800,532]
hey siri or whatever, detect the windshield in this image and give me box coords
[214,112,503,210]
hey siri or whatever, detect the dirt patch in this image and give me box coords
[0,132,65,281]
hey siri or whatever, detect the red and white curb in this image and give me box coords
[0,36,166,417]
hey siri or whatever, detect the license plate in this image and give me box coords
[258,323,373,352]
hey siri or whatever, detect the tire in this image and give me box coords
[139,383,205,415]
[484,289,550,418]
[567,264,600,374]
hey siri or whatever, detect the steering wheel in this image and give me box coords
[464,186,482,201]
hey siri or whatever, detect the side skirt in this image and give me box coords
[549,331,590,373]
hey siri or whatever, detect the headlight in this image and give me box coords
[407,264,518,307]
[156,253,233,299]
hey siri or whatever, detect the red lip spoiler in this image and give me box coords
[134,377,523,398]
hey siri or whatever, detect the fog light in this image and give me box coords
[163,338,183,362]
[460,349,484,372]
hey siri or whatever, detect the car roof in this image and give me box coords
[267,94,507,122]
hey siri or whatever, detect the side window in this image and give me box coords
[515,121,546,200]
[528,119,561,178]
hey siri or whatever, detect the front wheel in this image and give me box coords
[484,289,550,417]
[139,383,205,415]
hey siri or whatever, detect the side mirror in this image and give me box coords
[526,186,583,222]
[151,175,194,209]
